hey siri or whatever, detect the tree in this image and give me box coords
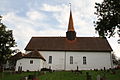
[0,16,16,70]
[112,53,118,65]
[94,0,120,38]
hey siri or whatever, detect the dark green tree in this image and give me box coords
[94,0,120,38]
[0,16,16,69]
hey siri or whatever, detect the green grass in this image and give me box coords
[0,71,36,80]
[38,71,86,80]
[38,70,120,80]
[0,70,120,80]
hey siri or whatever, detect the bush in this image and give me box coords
[41,68,52,72]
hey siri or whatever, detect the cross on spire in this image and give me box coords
[69,3,71,10]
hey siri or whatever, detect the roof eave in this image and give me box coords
[25,49,112,52]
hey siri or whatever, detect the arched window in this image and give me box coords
[83,56,86,64]
[30,60,33,64]
[70,56,73,64]
[49,56,52,64]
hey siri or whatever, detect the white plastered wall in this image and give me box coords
[39,51,113,70]
[15,58,44,71]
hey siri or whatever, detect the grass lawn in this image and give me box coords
[0,71,36,80]
[0,70,120,80]
[38,70,120,80]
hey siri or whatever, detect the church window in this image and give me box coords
[49,56,52,64]
[83,56,86,64]
[30,60,33,64]
[70,56,73,64]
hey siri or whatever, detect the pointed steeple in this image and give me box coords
[66,4,76,40]
[68,10,75,31]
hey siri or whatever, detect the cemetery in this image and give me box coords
[0,68,120,80]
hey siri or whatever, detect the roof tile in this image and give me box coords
[25,37,112,52]
[23,50,46,61]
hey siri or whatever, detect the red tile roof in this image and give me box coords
[10,52,24,60]
[23,50,46,61]
[25,37,112,52]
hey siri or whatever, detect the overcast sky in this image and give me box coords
[0,0,120,58]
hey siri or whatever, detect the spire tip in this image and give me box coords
[69,3,71,10]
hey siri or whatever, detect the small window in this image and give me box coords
[70,56,73,64]
[83,56,86,64]
[30,60,33,64]
[49,56,52,64]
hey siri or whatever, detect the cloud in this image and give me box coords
[2,12,37,51]
[2,12,48,50]
[26,10,46,21]
[107,33,120,58]
[1,0,120,58]
[42,3,96,36]
[41,4,63,12]
[2,11,66,51]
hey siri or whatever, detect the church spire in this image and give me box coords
[66,4,76,40]
[68,8,74,31]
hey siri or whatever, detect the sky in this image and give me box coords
[0,0,120,58]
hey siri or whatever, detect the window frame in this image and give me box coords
[30,60,33,64]
[70,56,73,64]
[83,56,87,64]
[49,56,52,64]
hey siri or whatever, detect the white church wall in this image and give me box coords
[24,51,112,70]
[15,58,43,71]
[39,51,112,70]
[66,52,112,70]
[40,51,65,70]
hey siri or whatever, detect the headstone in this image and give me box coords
[28,75,35,79]
[86,72,92,80]
[77,66,79,71]
[25,76,28,80]
[104,67,106,71]
[97,75,100,80]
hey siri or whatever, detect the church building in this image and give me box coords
[24,10,113,70]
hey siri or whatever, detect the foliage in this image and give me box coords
[0,23,16,67]
[117,59,120,65]
[112,54,118,65]
[94,0,120,37]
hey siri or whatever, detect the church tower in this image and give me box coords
[66,8,76,40]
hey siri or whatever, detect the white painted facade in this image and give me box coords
[19,51,113,71]
[38,51,113,70]
[15,58,45,71]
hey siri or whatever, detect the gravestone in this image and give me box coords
[86,72,92,80]
[97,75,100,80]
[77,66,79,71]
